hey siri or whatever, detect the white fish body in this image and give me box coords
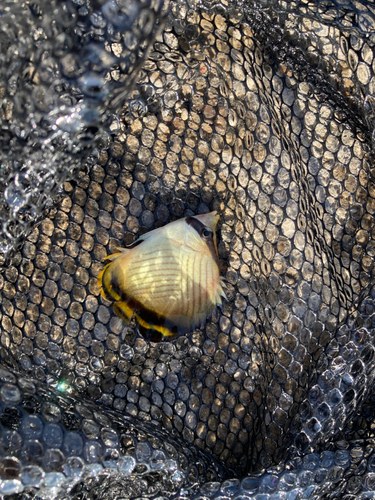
[98,212,226,341]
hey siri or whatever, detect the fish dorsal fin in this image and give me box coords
[123,227,164,250]
[104,248,129,261]
[127,219,187,249]
[125,239,143,249]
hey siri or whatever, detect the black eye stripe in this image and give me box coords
[186,217,212,236]
[186,216,206,235]
[186,216,219,265]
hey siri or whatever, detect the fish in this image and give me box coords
[97,211,227,342]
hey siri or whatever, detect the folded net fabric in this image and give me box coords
[0,0,375,498]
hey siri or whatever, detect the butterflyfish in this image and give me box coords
[97,211,226,342]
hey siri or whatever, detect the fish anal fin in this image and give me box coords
[133,311,180,342]
[113,302,133,323]
[138,324,163,343]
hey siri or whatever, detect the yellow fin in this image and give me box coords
[104,248,128,261]
[133,312,176,338]
[97,259,123,302]
[113,302,133,322]
[112,301,178,342]
[97,264,108,290]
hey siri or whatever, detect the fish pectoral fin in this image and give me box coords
[219,279,228,300]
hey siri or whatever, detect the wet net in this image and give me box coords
[1,0,375,498]
[0,0,167,259]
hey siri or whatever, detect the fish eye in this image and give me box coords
[202,228,212,239]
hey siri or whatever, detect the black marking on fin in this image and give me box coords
[101,266,116,301]
[129,296,167,329]
[139,324,181,343]
[101,286,114,302]
[138,325,163,343]
[104,265,188,340]
[101,265,125,303]
[113,288,179,338]
[110,272,126,301]
[113,303,131,322]
[186,216,219,266]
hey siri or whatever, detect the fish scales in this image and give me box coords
[182,252,191,317]
[190,253,198,320]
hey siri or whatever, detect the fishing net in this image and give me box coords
[0,0,375,498]
[0,0,166,259]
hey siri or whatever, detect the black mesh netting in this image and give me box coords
[1,0,375,499]
[0,0,166,259]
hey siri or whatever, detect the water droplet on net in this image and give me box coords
[119,345,134,361]
[150,449,167,469]
[84,463,104,480]
[44,472,65,487]
[102,0,140,29]
[63,457,84,480]
[135,441,152,462]
[4,187,25,212]
[43,424,63,448]
[84,441,103,463]
[171,470,185,484]
[118,456,136,475]
[78,75,107,100]
[166,459,178,472]
[54,106,101,133]
[81,45,116,71]
[0,480,24,495]
[20,465,45,487]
